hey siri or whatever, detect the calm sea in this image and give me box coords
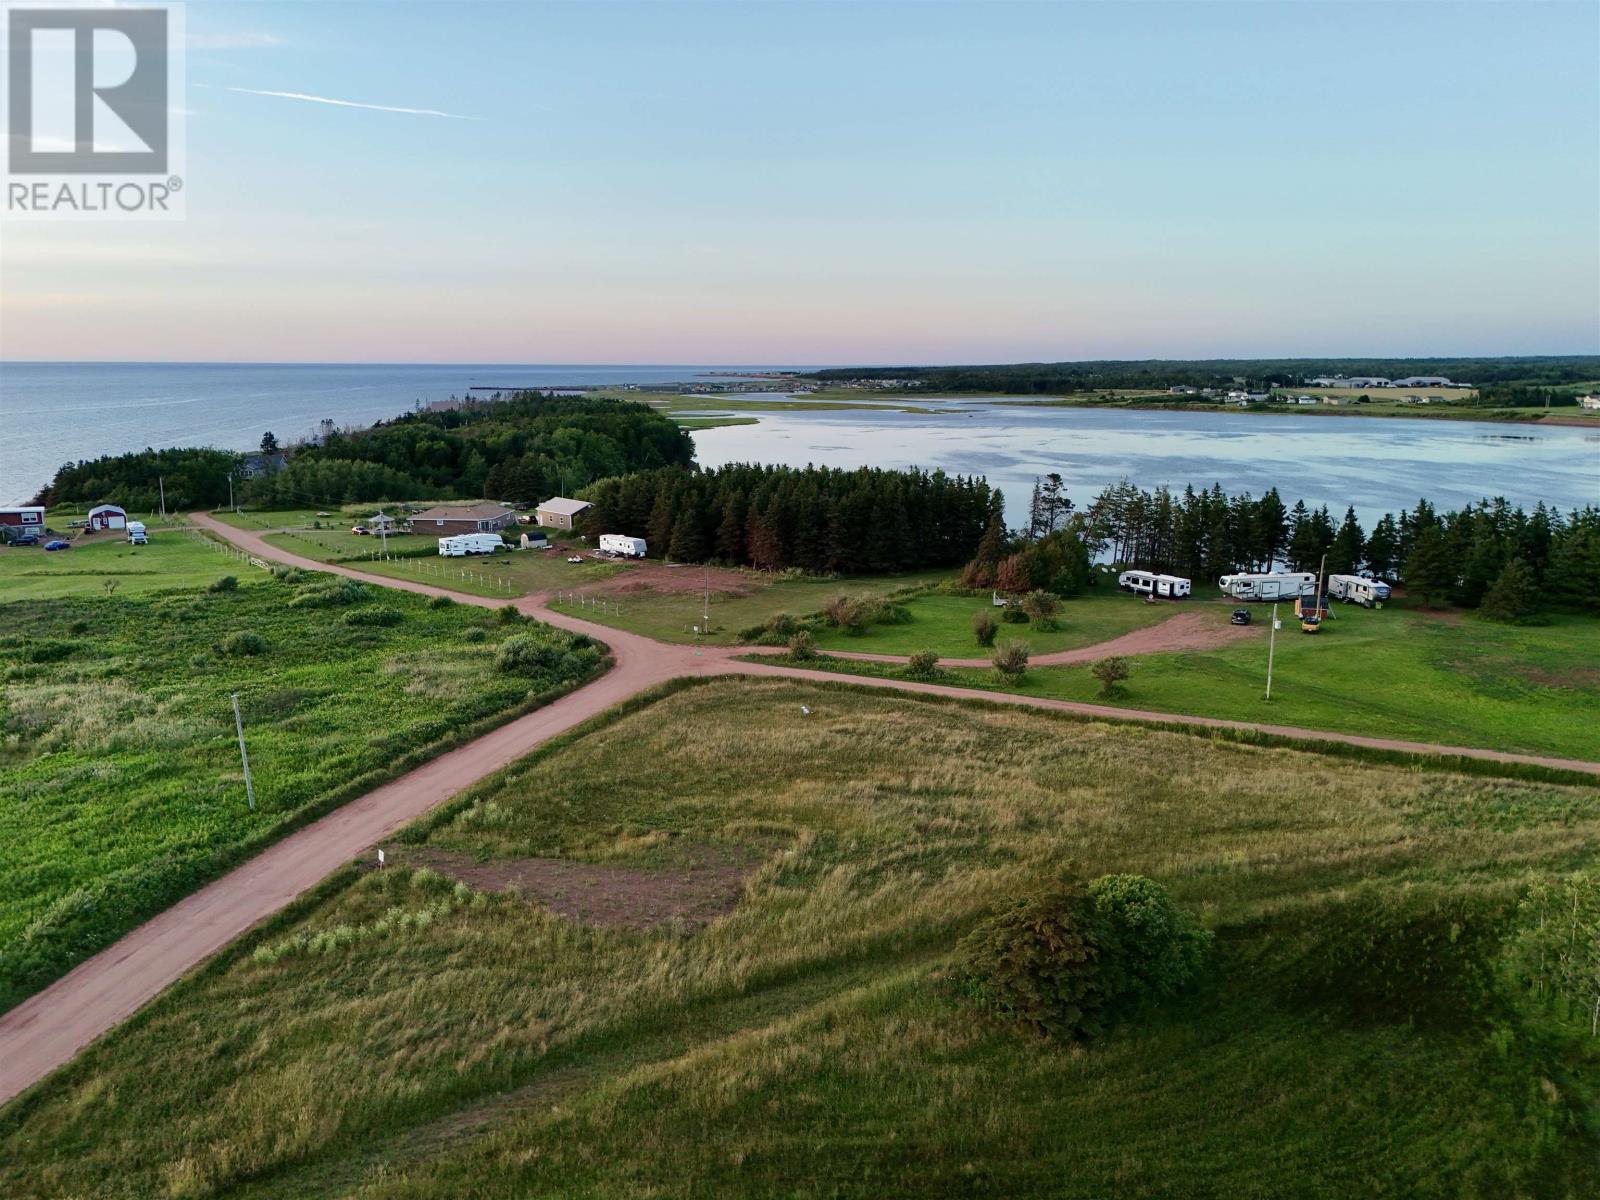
[0,362,800,504]
[2,364,1596,522]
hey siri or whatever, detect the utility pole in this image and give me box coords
[232,691,256,812]
[1265,602,1279,700]
[158,475,167,520]
[228,473,235,513]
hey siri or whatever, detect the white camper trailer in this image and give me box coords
[1117,570,1191,599]
[598,534,648,558]
[1327,574,1390,607]
[1218,571,1317,601]
[126,521,148,545]
[438,533,505,557]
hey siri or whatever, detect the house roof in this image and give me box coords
[409,503,515,522]
[537,496,591,516]
[88,503,127,516]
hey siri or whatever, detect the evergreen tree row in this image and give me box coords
[1078,480,1600,609]
[580,464,995,574]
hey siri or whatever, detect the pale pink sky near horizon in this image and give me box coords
[3,0,1596,364]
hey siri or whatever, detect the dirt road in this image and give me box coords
[4,514,1596,1108]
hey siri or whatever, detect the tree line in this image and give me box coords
[35,394,693,511]
[246,393,693,507]
[807,356,1600,395]
[1054,479,1598,612]
[580,463,995,574]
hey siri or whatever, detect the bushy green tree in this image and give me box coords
[971,610,998,646]
[952,871,1210,1041]
[1479,557,1539,623]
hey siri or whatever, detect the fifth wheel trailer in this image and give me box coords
[438,533,505,557]
[599,534,648,558]
[1218,572,1316,601]
[1117,570,1191,598]
[1327,574,1391,607]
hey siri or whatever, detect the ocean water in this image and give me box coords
[0,362,799,504]
[693,397,1600,526]
[3,365,1596,523]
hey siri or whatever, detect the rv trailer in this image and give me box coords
[598,534,648,558]
[1327,574,1391,607]
[438,533,505,557]
[1217,571,1317,601]
[1117,570,1192,599]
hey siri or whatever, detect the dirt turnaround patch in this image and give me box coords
[393,845,756,932]
[569,560,756,599]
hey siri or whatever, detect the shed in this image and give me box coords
[536,496,591,531]
[87,504,128,532]
[0,506,46,535]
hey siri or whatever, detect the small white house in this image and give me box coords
[1579,394,1600,411]
[86,504,127,532]
[599,533,647,558]
[1117,570,1191,599]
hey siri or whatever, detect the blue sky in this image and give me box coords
[3,0,1597,363]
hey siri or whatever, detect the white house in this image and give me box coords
[1580,394,1600,411]
[536,496,591,530]
[86,504,127,532]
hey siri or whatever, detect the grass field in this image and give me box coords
[786,603,1600,763]
[0,530,257,601]
[548,568,953,644]
[3,677,1595,1197]
[0,577,604,1010]
[810,588,1173,656]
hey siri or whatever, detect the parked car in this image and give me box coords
[10,533,39,547]
[44,539,71,551]
[1230,608,1252,625]
[351,525,370,535]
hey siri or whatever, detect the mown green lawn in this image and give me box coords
[811,588,1176,657]
[788,605,1600,762]
[4,678,1594,1198]
[0,531,257,601]
[0,578,603,1010]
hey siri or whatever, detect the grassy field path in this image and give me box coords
[3,511,1596,1110]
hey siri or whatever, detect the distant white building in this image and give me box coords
[535,496,591,531]
[1580,394,1600,411]
[1392,376,1454,387]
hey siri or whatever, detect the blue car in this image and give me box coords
[43,539,71,551]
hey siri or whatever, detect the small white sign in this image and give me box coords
[377,848,385,867]
[1273,619,1282,630]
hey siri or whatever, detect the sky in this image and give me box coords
[2,0,1597,365]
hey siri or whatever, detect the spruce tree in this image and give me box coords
[1479,557,1539,623]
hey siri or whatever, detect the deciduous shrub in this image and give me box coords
[496,604,522,625]
[741,613,804,645]
[1506,872,1600,1035]
[972,611,998,646]
[427,594,455,609]
[341,606,403,628]
[219,631,267,657]
[27,640,74,664]
[906,649,941,678]
[494,634,562,675]
[1091,656,1131,698]
[993,639,1029,679]
[952,870,1209,1041]
[822,595,870,635]
[67,620,89,636]
[289,579,367,608]
[207,575,238,593]
[787,630,817,661]
[1000,604,1029,624]
[462,627,488,643]
[1021,589,1062,632]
